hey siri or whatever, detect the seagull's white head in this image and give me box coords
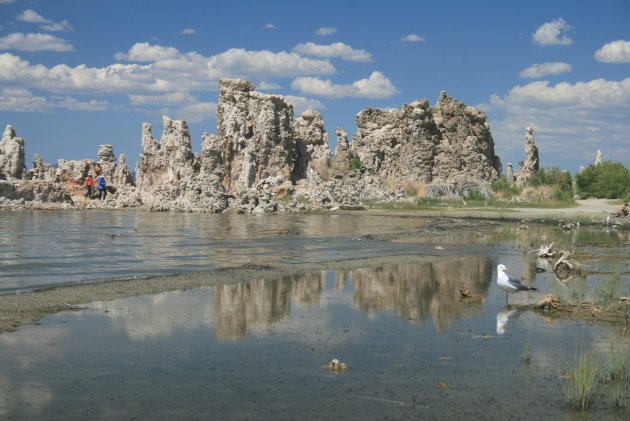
[497,264,508,272]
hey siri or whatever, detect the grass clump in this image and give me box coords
[563,352,600,410]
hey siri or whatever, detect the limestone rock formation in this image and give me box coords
[135,116,226,212]
[0,125,26,180]
[351,91,501,187]
[1,78,509,213]
[293,109,332,180]
[506,163,515,183]
[432,91,501,183]
[112,153,134,186]
[595,149,603,165]
[218,78,296,195]
[31,154,57,182]
[514,127,539,185]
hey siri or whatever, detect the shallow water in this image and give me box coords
[1,211,630,419]
[0,210,448,293]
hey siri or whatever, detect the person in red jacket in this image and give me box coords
[85,172,93,198]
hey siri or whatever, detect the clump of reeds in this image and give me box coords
[522,336,531,364]
[563,352,600,410]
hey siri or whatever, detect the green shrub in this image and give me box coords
[576,161,630,199]
[349,157,362,171]
[528,167,573,192]
[491,176,521,198]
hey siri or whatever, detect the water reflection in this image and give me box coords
[88,256,493,341]
[216,256,493,338]
[347,256,492,331]
[496,305,527,335]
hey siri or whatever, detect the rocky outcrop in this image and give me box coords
[293,110,332,180]
[218,79,296,196]
[351,91,501,187]
[514,127,539,185]
[595,149,603,165]
[31,154,57,182]
[0,125,26,180]
[431,91,501,183]
[1,78,510,213]
[134,117,226,212]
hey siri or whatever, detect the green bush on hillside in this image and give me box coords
[576,161,630,199]
[491,176,521,197]
[528,167,574,201]
[349,157,362,171]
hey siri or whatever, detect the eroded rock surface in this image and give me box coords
[2,78,510,213]
[515,127,539,185]
[0,125,25,180]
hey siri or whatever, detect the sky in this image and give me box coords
[1,0,629,174]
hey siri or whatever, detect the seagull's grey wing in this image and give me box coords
[506,275,527,290]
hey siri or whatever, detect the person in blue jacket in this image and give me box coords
[97,174,107,200]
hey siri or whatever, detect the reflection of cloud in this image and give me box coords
[0,374,53,417]
[89,290,215,340]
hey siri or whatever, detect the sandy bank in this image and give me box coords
[365,199,622,223]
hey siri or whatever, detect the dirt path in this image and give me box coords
[366,198,622,223]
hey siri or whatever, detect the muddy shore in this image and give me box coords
[1,198,626,334]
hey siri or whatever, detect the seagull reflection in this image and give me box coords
[496,304,528,335]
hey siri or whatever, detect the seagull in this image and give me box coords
[496,264,537,303]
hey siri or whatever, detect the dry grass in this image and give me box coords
[520,186,554,201]
[385,178,428,197]
[313,158,331,181]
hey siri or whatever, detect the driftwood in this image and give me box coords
[529,242,557,258]
[532,295,630,323]
[530,242,585,279]
[457,289,482,302]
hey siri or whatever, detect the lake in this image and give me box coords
[0,210,629,419]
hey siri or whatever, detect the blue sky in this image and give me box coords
[1,0,629,174]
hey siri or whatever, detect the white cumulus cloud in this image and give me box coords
[180,28,196,35]
[209,48,336,78]
[292,42,372,62]
[488,78,630,169]
[519,62,572,78]
[17,9,48,23]
[595,40,630,63]
[16,9,73,32]
[0,41,339,118]
[283,95,325,115]
[115,42,181,62]
[0,87,107,112]
[291,71,399,98]
[263,23,277,30]
[532,18,572,46]
[129,92,195,105]
[315,27,337,36]
[0,33,74,52]
[0,87,49,111]
[172,101,218,123]
[401,34,425,43]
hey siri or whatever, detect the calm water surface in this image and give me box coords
[1,210,629,419]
